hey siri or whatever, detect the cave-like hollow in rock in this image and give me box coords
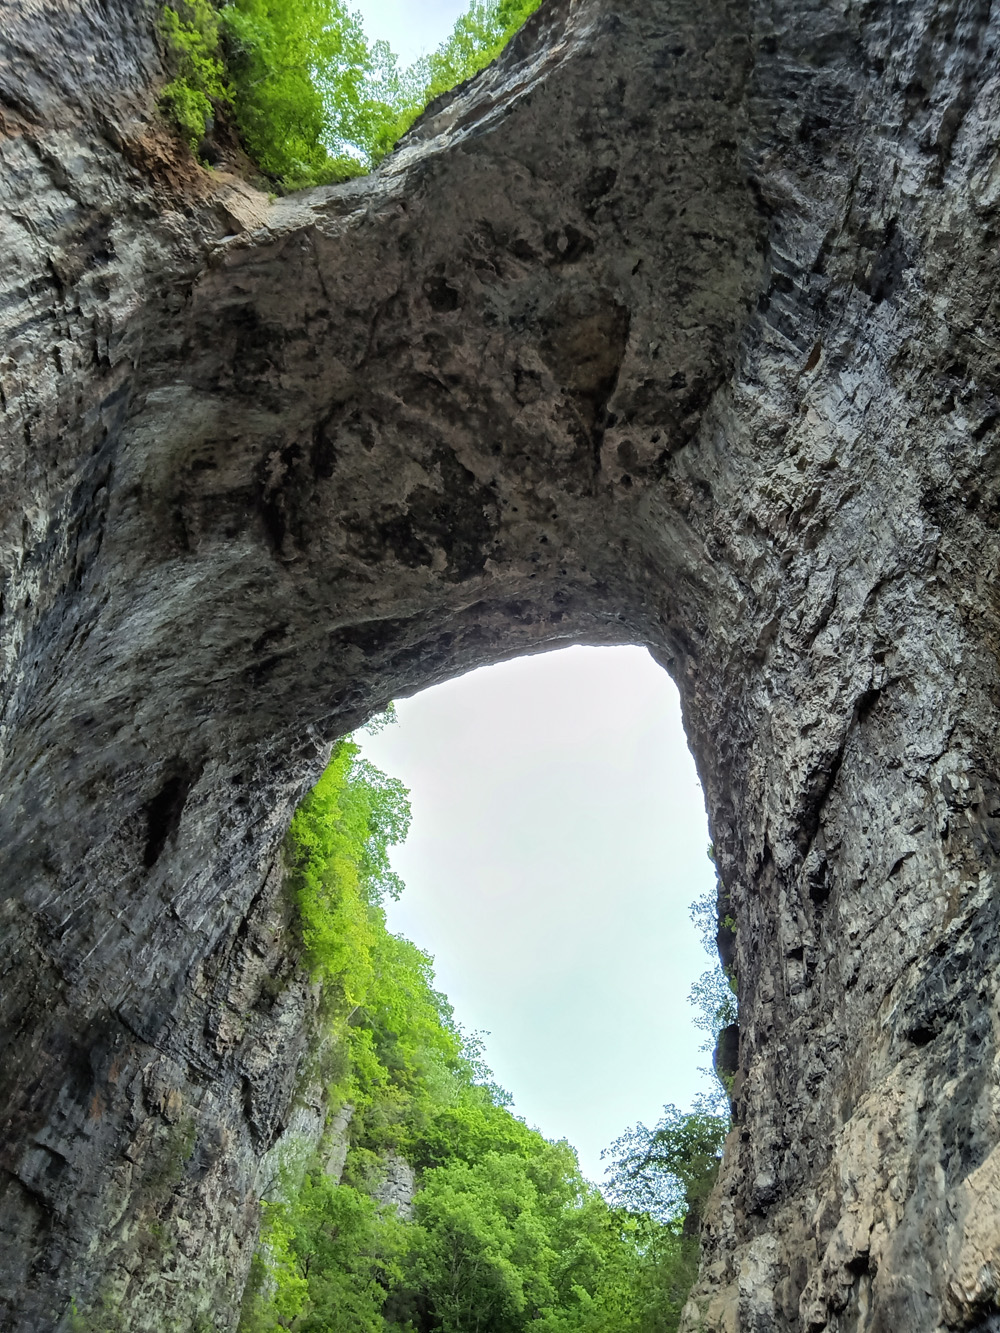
[3,0,1000,1330]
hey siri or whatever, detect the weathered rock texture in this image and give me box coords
[2,0,999,1329]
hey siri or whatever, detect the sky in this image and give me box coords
[358,646,718,1185]
[350,0,470,65]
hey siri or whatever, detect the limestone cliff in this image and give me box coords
[1,1,999,1330]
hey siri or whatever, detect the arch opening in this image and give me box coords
[235,642,732,1331]
[357,643,721,1181]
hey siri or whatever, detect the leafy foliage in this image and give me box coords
[219,0,391,186]
[160,0,543,187]
[240,731,721,1333]
[289,736,409,1002]
[689,968,737,1047]
[688,847,739,1105]
[159,0,229,146]
[243,1171,407,1332]
[602,1103,728,1227]
[409,0,543,107]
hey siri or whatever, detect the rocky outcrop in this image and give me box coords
[2,0,999,1329]
[374,1153,416,1222]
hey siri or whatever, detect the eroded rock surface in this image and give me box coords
[1,0,999,1329]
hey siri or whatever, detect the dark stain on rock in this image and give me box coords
[143,766,196,869]
[256,440,306,557]
[964,1308,1000,1333]
[346,450,496,581]
[540,296,630,472]
[854,217,911,304]
[311,413,339,480]
[544,224,595,265]
[217,305,287,409]
[714,1024,740,1082]
[579,166,617,217]
[423,273,461,312]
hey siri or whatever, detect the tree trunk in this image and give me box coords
[2,0,999,1329]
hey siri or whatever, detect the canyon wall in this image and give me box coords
[2,0,999,1329]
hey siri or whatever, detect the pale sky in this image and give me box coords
[351,0,471,65]
[359,647,717,1184]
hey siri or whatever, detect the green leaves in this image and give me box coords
[243,1173,407,1332]
[408,1154,548,1332]
[289,739,412,999]
[159,0,229,145]
[160,0,543,187]
[689,966,738,1046]
[220,0,384,185]
[246,730,713,1332]
[602,1104,729,1227]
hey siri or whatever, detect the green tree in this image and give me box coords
[602,1103,728,1230]
[411,0,542,106]
[220,0,396,184]
[245,727,717,1333]
[403,1152,553,1332]
[289,736,410,1001]
[160,0,544,186]
[241,1171,407,1332]
[159,0,229,146]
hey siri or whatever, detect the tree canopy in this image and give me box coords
[238,733,729,1333]
[160,0,544,188]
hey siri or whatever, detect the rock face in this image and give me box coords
[374,1153,417,1222]
[1,0,999,1329]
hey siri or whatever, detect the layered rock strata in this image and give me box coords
[1,0,999,1329]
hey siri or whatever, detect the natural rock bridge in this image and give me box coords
[2,0,1000,1328]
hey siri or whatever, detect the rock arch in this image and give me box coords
[2,0,1000,1328]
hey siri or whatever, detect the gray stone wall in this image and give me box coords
[1,1,999,1329]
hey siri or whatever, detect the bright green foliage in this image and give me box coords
[242,735,715,1332]
[159,0,229,146]
[243,1171,407,1332]
[219,0,390,186]
[413,0,542,106]
[405,1152,561,1331]
[603,1104,729,1227]
[374,0,544,151]
[398,1139,706,1333]
[363,0,545,151]
[345,931,469,1161]
[400,1143,694,1333]
[159,0,543,187]
[289,737,409,1003]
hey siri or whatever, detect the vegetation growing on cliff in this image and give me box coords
[239,733,728,1333]
[688,847,739,1099]
[160,0,542,187]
